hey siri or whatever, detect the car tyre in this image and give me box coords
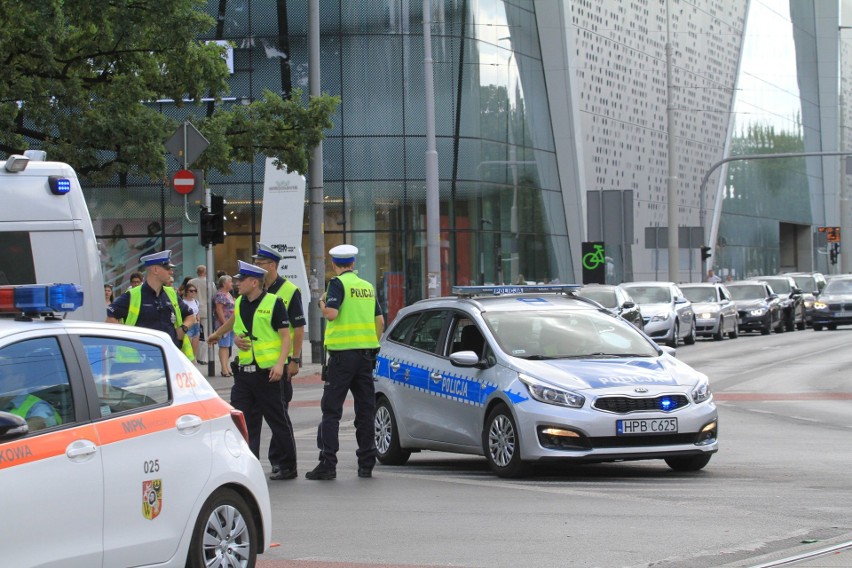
[684,318,697,345]
[796,315,806,331]
[375,398,411,466]
[785,312,796,332]
[188,487,257,568]
[728,322,739,339]
[483,405,530,478]
[665,454,712,472]
[666,322,679,348]
[713,317,725,341]
[813,324,823,331]
[828,324,838,330]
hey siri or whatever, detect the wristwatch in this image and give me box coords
[290,357,301,364]
[180,324,188,332]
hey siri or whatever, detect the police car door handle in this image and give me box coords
[66,440,97,461]
[390,361,400,372]
[430,371,442,383]
[176,414,203,434]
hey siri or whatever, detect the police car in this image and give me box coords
[374,285,718,478]
[0,284,271,567]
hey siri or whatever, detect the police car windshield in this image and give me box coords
[483,309,658,359]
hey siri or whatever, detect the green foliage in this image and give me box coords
[0,0,339,183]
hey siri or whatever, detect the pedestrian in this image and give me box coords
[306,244,385,480]
[103,283,114,304]
[127,272,143,293]
[706,269,721,283]
[213,275,236,377]
[206,261,297,480]
[105,250,196,359]
[181,283,202,364]
[250,242,305,479]
[189,265,214,364]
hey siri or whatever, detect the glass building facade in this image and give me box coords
[84,0,571,321]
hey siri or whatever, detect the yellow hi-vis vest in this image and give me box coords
[125,285,195,360]
[233,292,282,368]
[272,278,298,357]
[10,395,62,426]
[324,271,380,351]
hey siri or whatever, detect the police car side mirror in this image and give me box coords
[0,411,29,441]
[450,351,481,368]
[659,345,677,358]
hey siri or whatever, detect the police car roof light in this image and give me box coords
[0,284,84,315]
[451,284,581,297]
[4,154,29,173]
[48,176,71,195]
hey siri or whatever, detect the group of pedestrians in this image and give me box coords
[106,242,384,482]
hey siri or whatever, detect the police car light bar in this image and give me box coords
[0,284,84,315]
[451,284,581,297]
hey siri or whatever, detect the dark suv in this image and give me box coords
[751,275,805,331]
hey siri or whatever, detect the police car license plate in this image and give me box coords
[616,418,678,435]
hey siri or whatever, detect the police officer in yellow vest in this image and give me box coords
[207,261,297,480]
[0,364,61,432]
[106,250,196,359]
[306,244,384,480]
[249,242,305,479]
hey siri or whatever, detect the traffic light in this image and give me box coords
[700,245,712,262]
[199,194,225,246]
[830,242,839,265]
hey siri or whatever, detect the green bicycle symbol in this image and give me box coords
[582,244,606,270]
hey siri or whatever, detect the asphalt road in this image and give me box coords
[213,328,852,568]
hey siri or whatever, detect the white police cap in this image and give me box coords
[233,260,267,280]
[141,249,175,268]
[251,242,282,262]
[329,244,358,265]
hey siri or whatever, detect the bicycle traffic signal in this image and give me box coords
[700,246,712,262]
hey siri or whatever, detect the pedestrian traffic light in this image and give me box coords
[700,246,712,262]
[199,194,225,246]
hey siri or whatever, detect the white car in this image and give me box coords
[0,284,271,567]
[374,285,718,478]
[620,281,696,347]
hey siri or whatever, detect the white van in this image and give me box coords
[0,154,105,321]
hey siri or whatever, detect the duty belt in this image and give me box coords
[238,364,258,373]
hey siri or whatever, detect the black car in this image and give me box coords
[812,276,852,330]
[751,276,805,332]
[780,272,827,327]
[575,284,644,331]
[727,281,782,335]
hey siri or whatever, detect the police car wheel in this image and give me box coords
[375,398,411,465]
[482,405,530,478]
[188,488,258,568]
[664,454,712,472]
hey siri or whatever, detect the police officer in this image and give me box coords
[207,261,298,480]
[306,244,384,480]
[106,250,196,359]
[250,243,305,479]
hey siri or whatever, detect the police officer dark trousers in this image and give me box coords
[306,244,384,480]
[207,261,298,480]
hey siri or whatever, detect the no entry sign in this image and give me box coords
[172,169,196,194]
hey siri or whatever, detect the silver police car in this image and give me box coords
[374,286,718,478]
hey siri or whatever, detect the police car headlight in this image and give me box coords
[691,378,712,404]
[748,308,767,316]
[519,374,585,408]
[650,312,671,323]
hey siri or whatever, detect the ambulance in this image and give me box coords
[0,283,272,567]
[0,153,105,321]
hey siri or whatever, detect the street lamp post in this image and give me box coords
[840,26,852,273]
[423,0,441,297]
[666,0,679,282]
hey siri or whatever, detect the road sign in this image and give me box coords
[165,122,209,167]
[172,169,196,194]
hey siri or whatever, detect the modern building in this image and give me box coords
[82,0,847,322]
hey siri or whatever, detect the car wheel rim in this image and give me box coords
[375,406,392,454]
[488,414,516,467]
[202,504,251,568]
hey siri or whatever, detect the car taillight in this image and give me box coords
[230,409,250,444]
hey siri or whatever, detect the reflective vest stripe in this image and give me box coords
[233,293,282,368]
[324,272,380,350]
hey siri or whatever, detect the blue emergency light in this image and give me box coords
[452,284,581,297]
[48,176,72,195]
[0,284,84,315]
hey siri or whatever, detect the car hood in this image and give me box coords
[516,355,703,391]
[690,302,719,311]
[637,303,672,316]
[732,299,766,310]
[817,292,852,303]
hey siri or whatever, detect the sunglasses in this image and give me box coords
[187,289,197,292]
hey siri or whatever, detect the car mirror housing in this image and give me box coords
[0,411,28,441]
[621,301,636,309]
[450,351,481,368]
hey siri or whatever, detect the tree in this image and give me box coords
[0,0,339,183]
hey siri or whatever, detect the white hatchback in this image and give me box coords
[0,284,271,567]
